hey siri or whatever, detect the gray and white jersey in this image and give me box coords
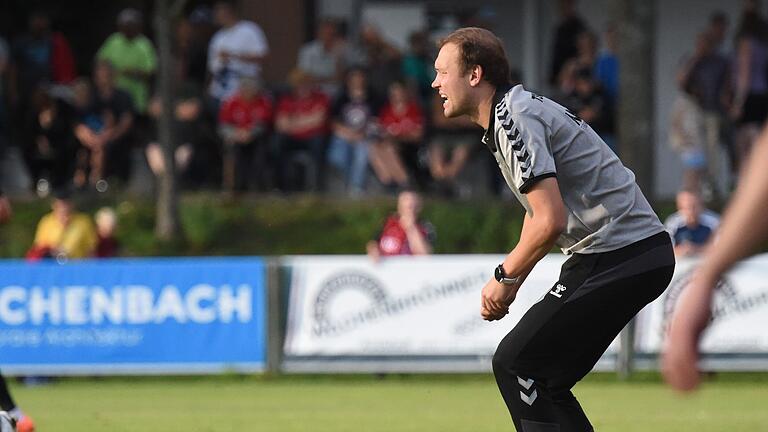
[483,84,665,254]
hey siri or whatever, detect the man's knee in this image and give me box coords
[492,341,519,378]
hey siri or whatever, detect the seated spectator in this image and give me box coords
[23,84,77,195]
[73,61,135,191]
[146,82,212,188]
[366,189,435,261]
[95,206,119,258]
[372,80,426,190]
[27,190,97,260]
[428,91,478,196]
[274,69,330,192]
[327,67,381,195]
[665,189,720,257]
[218,76,273,191]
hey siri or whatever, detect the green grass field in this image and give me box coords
[9,373,768,431]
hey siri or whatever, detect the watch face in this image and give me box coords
[494,264,504,282]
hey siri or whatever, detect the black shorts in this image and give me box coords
[492,231,675,432]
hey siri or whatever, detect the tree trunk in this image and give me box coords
[611,0,655,380]
[153,0,187,241]
[614,0,656,203]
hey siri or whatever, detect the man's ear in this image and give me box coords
[469,64,483,87]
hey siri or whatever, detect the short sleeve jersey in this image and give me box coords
[208,21,269,100]
[483,84,665,254]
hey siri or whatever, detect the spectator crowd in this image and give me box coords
[3,0,768,260]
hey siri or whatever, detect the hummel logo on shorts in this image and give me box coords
[549,283,567,298]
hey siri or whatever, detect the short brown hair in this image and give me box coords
[440,27,511,88]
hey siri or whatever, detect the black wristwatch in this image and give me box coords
[494,264,520,285]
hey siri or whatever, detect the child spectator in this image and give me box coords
[218,76,273,191]
[95,206,119,258]
[27,190,97,261]
[327,67,381,195]
[366,189,434,261]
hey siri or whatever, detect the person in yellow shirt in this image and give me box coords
[28,191,97,260]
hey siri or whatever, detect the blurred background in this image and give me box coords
[1,0,768,431]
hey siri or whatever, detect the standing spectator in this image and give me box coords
[594,23,619,106]
[677,31,731,198]
[571,30,598,72]
[346,23,401,98]
[10,10,76,151]
[26,190,97,260]
[177,6,215,88]
[97,8,157,117]
[73,62,135,190]
[401,30,436,106]
[372,80,426,190]
[708,11,729,54]
[730,0,768,174]
[665,189,720,257]
[94,206,119,258]
[23,84,77,194]
[298,18,345,98]
[669,77,708,192]
[207,1,269,108]
[428,92,478,196]
[274,69,331,192]
[549,0,587,86]
[218,76,273,192]
[564,67,614,149]
[327,68,381,195]
[366,189,434,261]
[145,82,211,188]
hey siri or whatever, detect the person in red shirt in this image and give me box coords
[274,69,331,191]
[366,189,435,260]
[371,80,426,190]
[218,76,273,191]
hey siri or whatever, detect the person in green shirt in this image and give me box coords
[97,8,157,114]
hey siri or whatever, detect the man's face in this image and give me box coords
[677,192,702,227]
[432,43,472,118]
[53,199,73,226]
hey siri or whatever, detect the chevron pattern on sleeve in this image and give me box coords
[495,102,532,182]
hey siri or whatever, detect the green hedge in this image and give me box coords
[0,193,677,258]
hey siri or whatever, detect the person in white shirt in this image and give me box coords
[207,1,269,104]
[297,18,345,98]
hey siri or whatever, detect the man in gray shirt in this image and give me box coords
[433,27,675,431]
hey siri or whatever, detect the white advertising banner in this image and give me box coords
[283,254,621,359]
[636,255,768,354]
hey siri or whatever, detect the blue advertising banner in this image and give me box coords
[0,258,266,375]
